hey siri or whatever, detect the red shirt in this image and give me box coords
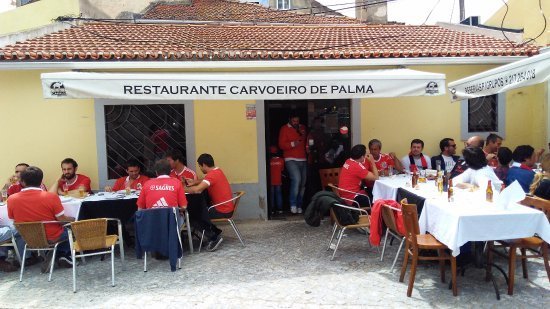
[58,174,92,192]
[112,175,150,191]
[373,153,394,170]
[270,157,284,186]
[151,129,170,153]
[203,168,234,213]
[278,123,307,161]
[7,188,65,241]
[169,167,197,183]
[137,176,187,209]
[338,158,370,203]
[7,182,47,196]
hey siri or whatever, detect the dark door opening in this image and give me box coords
[265,99,351,219]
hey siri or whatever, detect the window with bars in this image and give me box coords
[461,93,505,140]
[104,104,186,179]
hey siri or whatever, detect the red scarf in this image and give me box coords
[519,164,532,171]
[408,153,428,170]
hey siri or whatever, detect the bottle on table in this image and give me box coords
[442,171,449,192]
[412,171,419,188]
[486,180,493,202]
[437,173,443,193]
[447,178,454,202]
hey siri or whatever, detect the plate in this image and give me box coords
[59,196,73,203]
[0,202,5,206]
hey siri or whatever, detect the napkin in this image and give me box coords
[495,181,526,210]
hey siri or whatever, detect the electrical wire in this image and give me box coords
[450,0,456,23]
[422,0,442,25]
[520,0,547,46]
[499,0,516,47]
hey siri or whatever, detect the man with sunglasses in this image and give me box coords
[431,138,460,173]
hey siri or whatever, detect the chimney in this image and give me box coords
[355,0,387,23]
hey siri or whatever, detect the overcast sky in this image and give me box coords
[317,0,504,24]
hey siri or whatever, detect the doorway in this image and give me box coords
[264,99,352,219]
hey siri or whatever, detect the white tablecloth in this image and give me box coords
[372,176,550,257]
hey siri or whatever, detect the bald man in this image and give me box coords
[465,136,484,148]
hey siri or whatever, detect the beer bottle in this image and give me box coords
[412,171,418,188]
[442,171,449,192]
[486,180,493,202]
[448,178,454,202]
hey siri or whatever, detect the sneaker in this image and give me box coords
[297,207,303,214]
[57,257,73,268]
[41,251,54,274]
[290,206,297,214]
[329,243,337,250]
[206,235,224,252]
[0,260,18,272]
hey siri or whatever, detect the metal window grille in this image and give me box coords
[467,95,498,132]
[104,104,186,179]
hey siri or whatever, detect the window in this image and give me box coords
[277,0,291,10]
[461,93,505,140]
[104,104,187,179]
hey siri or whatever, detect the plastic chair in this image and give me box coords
[319,168,341,190]
[380,203,405,272]
[327,203,371,261]
[66,218,119,292]
[486,196,550,295]
[0,232,22,265]
[399,201,457,297]
[14,221,68,282]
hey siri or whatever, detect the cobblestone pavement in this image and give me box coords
[0,218,548,308]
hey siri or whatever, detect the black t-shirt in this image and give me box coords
[534,178,550,200]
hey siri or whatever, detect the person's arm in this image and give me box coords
[389,152,404,172]
[111,178,124,192]
[57,214,74,222]
[364,154,379,181]
[185,180,209,194]
[278,126,300,151]
[178,185,187,209]
[401,156,410,172]
[49,177,62,194]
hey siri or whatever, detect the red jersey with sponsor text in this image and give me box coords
[170,167,198,183]
[204,168,234,213]
[338,158,370,203]
[58,174,92,192]
[137,176,187,209]
[112,175,150,191]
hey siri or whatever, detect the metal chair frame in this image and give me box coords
[141,207,183,272]
[199,192,246,251]
[380,204,405,272]
[327,203,370,260]
[178,208,194,254]
[328,183,372,208]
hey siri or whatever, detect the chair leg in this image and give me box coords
[407,255,418,297]
[144,252,147,272]
[111,246,115,287]
[327,224,338,251]
[80,252,86,264]
[520,248,528,279]
[199,230,205,253]
[185,211,194,254]
[72,250,77,293]
[541,243,550,282]
[450,256,457,296]
[48,246,58,282]
[229,219,245,247]
[438,249,446,283]
[11,236,22,265]
[117,221,126,270]
[390,238,405,272]
[380,228,390,261]
[331,227,346,261]
[399,243,409,282]
[485,241,493,282]
[508,245,517,295]
[19,245,27,282]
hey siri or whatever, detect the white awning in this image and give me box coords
[448,52,550,101]
[41,69,445,100]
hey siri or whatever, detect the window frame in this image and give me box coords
[277,0,291,10]
[460,93,506,140]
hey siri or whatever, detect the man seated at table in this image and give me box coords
[185,153,232,252]
[450,135,485,178]
[483,133,503,168]
[4,163,47,196]
[465,135,484,148]
[339,144,378,207]
[431,138,459,173]
[8,166,74,272]
[111,159,150,191]
[368,139,404,174]
[137,159,187,210]
[49,158,92,196]
[506,145,536,192]
[401,139,431,172]
[452,147,502,190]
[166,149,197,185]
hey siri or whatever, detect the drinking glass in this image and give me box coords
[388,166,394,177]
[78,185,86,198]
[10,176,18,185]
[435,160,442,172]
[535,162,542,173]
[62,183,69,196]
[136,183,142,191]
[1,190,7,203]
[104,185,112,193]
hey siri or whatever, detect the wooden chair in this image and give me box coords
[486,196,550,295]
[399,201,457,297]
[327,203,371,260]
[67,219,119,292]
[319,168,341,190]
[380,203,405,272]
[14,221,68,282]
[199,191,246,251]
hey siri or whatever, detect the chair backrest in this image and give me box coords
[520,196,550,221]
[327,183,340,196]
[381,204,402,237]
[231,191,246,216]
[14,222,49,248]
[70,219,108,251]
[319,168,340,190]
[400,201,419,251]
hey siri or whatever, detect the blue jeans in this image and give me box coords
[285,160,307,208]
[270,185,282,211]
[0,225,29,259]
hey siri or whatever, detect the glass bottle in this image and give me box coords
[486,180,493,202]
[448,178,454,202]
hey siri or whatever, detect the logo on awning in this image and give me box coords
[425,81,439,95]
[50,82,66,97]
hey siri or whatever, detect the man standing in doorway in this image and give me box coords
[278,112,307,214]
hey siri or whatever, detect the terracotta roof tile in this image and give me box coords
[0,22,538,61]
[142,0,359,24]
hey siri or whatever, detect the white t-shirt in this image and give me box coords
[441,155,456,173]
[452,165,502,189]
[401,154,431,171]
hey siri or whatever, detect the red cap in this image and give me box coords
[269,146,278,154]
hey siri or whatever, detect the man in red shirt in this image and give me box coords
[278,113,307,214]
[111,159,150,191]
[483,133,503,168]
[8,166,74,272]
[4,163,48,196]
[338,144,379,207]
[186,153,233,252]
[49,158,92,196]
[166,149,197,185]
[137,159,187,210]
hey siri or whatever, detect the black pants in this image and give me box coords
[186,192,221,241]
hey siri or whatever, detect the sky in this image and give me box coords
[317,0,505,25]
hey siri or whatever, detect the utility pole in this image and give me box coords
[459,0,465,21]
